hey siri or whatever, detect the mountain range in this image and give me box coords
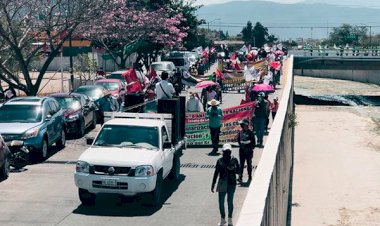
[197,0,380,40]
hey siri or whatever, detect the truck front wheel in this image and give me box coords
[169,154,180,180]
[79,188,96,206]
[151,173,163,207]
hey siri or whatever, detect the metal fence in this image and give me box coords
[236,56,295,226]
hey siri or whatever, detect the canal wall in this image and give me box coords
[236,56,295,226]
[293,57,380,85]
[294,69,380,85]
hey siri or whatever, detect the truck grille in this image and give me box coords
[92,180,128,190]
[2,134,21,142]
[91,165,131,176]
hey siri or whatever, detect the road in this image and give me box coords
[0,89,266,226]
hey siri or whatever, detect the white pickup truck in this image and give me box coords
[74,111,185,206]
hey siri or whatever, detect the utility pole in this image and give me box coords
[207,18,221,31]
[69,34,74,91]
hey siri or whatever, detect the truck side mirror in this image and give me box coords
[163,141,171,149]
[45,114,52,121]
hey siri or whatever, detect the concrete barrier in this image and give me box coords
[236,56,295,226]
[294,69,380,85]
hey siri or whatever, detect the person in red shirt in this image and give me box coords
[270,97,279,120]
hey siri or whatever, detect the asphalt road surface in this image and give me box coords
[0,90,268,226]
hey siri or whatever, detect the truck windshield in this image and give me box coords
[152,63,172,71]
[94,125,159,150]
[167,58,185,66]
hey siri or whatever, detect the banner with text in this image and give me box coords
[185,102,255,146]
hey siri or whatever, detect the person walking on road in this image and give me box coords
[206,86,217,106]
[211,143,240,226]
[155,71,175,100]
[206,99,223,155]
[237,119,256,182]
[264,94,271,134]
[270,97,279,120]
[201,87,207,111]
[186,92,201,112]
[253,92,268,147]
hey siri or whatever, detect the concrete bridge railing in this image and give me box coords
[236,56,295,226]
[293,56,380,85]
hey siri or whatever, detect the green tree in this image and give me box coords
[170,0,204,50]
[252,22,269,48]
[74,54,97,85]
[241,21,275,47]
[267,34,278,43]
[0,0,107,96]
[328,24,367,46]
[241,21,254,44]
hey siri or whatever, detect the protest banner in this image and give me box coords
[221,60,267,92]
[185,102,255,146]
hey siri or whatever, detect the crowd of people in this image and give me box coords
[204,43,285,226]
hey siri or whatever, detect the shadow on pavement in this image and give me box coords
[72,174,186,217]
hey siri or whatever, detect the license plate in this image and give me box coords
[102,179,117,187]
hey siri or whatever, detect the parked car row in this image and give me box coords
[0,80,125,179]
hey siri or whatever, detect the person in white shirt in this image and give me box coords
[155,71,175,99]
[186,92,201,112]
[206,86,217,102]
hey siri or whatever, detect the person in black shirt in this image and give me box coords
[254,92,268,147]
[211,143,240,226]
[237,119,256,182]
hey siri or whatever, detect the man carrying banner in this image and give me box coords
[237,119,256,182]
[206,99,223,155]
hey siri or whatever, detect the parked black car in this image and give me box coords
[50,93,97,137]
[76,85,119,124]
[0,134,11,179]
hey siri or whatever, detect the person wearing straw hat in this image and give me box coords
[237,119,256,182]
[211,143,240,226]
[206,99,223,155]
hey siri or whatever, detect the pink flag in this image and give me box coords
[216,68,225,80]
[234,62,241,70]
[230,52,237,61]
[149,66,158,80]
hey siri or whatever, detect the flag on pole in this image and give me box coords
[234,61,241,70]
[195,46,203,55]
[216,68,225,80]
[149,66,158,81]
[230,52,237,61]
[201,47,209,58]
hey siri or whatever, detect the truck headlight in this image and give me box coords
[135,165,154,177]
[67,114,80,122]
[22,128,39,139]
[76,161,90,173]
